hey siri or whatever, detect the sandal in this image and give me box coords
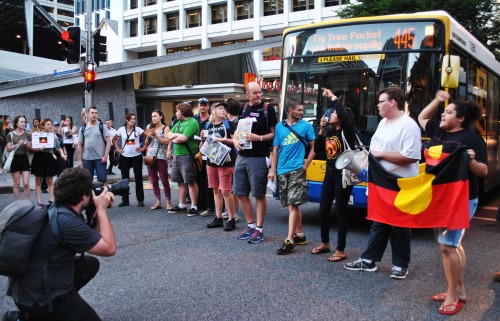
[431,293,467,304]
[439,301,464,315]
[327,254,347,262]
[311,247,331,254]
[150,204,162,210]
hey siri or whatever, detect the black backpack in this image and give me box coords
[80,119,106,146]
[0,200,63,277]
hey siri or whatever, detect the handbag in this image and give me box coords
[3,134,20,172]
[144,126,164,167]
[341,131,369,188]
[185,139,203,171]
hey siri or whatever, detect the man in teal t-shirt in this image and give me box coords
[167,102,200,216]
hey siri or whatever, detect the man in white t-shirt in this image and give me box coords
[106,119,118,175]
[344,87,421,279]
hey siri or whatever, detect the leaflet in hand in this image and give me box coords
[200,136,231,166]
[236,118,256,150]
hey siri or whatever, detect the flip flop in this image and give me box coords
[431,293,467,304]
[150,204,162,210]
[327,254,347,262]
[311,247,331,254]
[439,301,464,315]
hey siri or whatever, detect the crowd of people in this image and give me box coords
[0,81,496,319]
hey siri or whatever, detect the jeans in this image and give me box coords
[196,159,214,211]
[118,154,144,203]
[82,159,107,183]
[361,221,411,268]
[17,256,101,321]
[318,165,353,251]
[147,158,171,201]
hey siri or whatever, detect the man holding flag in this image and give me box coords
[344,87,421,279]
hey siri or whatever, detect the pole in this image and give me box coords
[85,0,93,109]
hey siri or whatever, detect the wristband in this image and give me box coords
[260,136,263,142]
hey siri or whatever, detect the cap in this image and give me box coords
[198,97,209,105]
[210,102,228,112]
[52,121,60,126]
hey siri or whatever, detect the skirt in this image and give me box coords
[10,154,31,173]
[31,152,58,177]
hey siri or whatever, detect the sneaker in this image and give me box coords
[234,214,240,222]
[248,230,264,244]
[207,218,223,228]
[222,211,229,219]
[343,259,377,272]
[187,208,198,217]
[200,209,214,217]
[277,240,295,255]
[224,219,236,231]
[237,227,255,240]
[168,206,187,214]
[137,202,145,207]
[390,266,408,279]
[293,233,307,245]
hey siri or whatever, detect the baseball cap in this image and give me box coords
[52,121,60,126]
[198,97,209,105]
[210,102,228,112]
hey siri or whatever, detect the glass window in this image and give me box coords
[234,1,253,21]
[262,47,282,61]
[186,8,202,28]
[106,10,110,19]
[144,16,157,34]
[325,0,343,6]
[129,19,138,37]
[166,12,179,31]
[292,0,314,12]
[130,0,138,9]
[211,4,227,24]
[263,0,283,16]
[166,45,201,55]
[144,0,156,6]
[95,12,100,25]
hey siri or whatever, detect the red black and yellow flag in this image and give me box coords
[367,148,470,230]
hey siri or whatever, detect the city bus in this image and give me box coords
[279,11,500,207]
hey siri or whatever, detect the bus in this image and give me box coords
[279,11,500,208]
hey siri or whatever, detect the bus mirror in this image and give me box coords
[441,55,460,89]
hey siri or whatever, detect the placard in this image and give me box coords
[235,118,255,150]
[32,132,54,148]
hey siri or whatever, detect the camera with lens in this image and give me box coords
[85,179,130,228]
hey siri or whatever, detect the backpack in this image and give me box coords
[242,102,269,126]
[80,119,106,146]
[0,200,63,277]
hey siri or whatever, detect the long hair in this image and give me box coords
[65,116,73,129]
[150,109,166,129]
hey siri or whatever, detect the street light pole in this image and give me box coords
[85,0,93,110]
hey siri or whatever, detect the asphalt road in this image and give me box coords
[1,184,499,321]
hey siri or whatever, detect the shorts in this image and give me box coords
[233,155,268,198]
[278,168,308,207]
[10,154,31,173]
[207,165,234,191]
[171,155,197,184]
[437,198,478,247]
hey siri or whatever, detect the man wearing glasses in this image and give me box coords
[344,87,421,279]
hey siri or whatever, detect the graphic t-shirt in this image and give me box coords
[205,120,237,167]
[238,102,278,158]
[116,127,144,157]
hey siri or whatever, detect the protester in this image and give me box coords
[202,102,238,231]
[105,119,118,175]
[31,118,67,205]
[344,87,421,279]
[77,106,111,183]
[268,98,315,254]
[310,89,356,262]
[61,116,77,168]
[167,103,200,216]
[418,90,488,315]
[194,97,216,217]
[2,167,116,321]
[5,115,32,200]
[52,122,67,176]
[113,113,147,207]
[233,81,278,244]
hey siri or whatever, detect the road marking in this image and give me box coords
[473,216,497,222]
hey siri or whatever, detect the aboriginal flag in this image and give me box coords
[367,148,470,230]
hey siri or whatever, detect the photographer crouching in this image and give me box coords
[3,167,116,321]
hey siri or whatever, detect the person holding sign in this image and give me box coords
[31,117,67,205]
[201,102,238,231]
[112,113,148,207]
[5,115,32,200]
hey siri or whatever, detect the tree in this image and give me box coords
[337,0,500,59]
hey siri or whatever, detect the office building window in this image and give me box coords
[166,13,179,31]
[95,12,100,25]
[262,47,282,61]
[235,1,253,21]
[263,0,283,16]
[144,0,156,6]
[211,4,227,24]
[130,0,138,9]
[292,0,314,11]
[106,10,110,19]
[167,45,201,54]
[325,0,343,6]
[186,8,202,28]
[129,19,138,37]
[144,16,157,34]
[212,38,252,47]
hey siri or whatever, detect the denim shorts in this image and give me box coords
[437,198,478,247]
[233,156,268,197]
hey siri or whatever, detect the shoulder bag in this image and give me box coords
[341,131,369,188]
[3,133,20,172]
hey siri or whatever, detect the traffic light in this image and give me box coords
[93,30,107,67]
[61,27,81,64]
[84,63,96,91]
